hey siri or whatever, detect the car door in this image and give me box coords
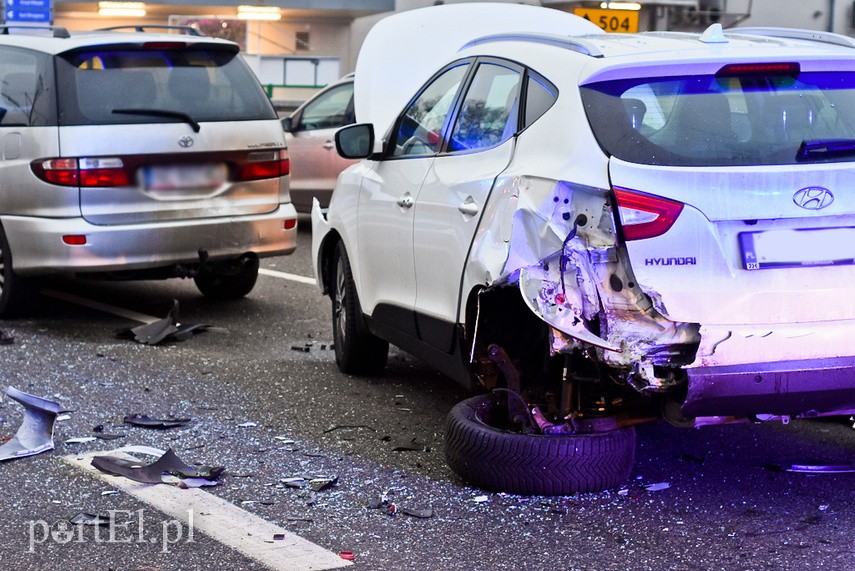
[356,62,471,339]
[285,80,355,210]
[412,60,522,352]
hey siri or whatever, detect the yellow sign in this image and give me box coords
[573,8,639,33]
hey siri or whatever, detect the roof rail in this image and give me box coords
[461,33,603,58]
[727,27,855,49]
[0,25,70,38]
[96,25,203,36]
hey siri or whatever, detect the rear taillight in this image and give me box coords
[614,187,684,241]
[34,157,129,187]
[237,149,290,181]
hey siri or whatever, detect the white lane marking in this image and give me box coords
[259,268,316,285]
[42,289,159,324]
[63,450,351,571]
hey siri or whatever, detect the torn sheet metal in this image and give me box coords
[123,414,190,429]
[91,446,223,485]
[117,299,209,346]
[0,387,62,462]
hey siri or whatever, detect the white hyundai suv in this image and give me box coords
[0,25,296,316]
[313,4,855,495]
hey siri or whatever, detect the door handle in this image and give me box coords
[458,197,479,217]
[323,141,335,150]
[396,194,415,209]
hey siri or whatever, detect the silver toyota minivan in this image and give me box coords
[0,26,296,316]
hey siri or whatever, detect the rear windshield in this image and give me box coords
[56,45,276,126]
[581,70,855,166]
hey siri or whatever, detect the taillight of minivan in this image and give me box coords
[614,187,684,241]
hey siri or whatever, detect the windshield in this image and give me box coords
[581,70,855,166]
[56,45,276,126]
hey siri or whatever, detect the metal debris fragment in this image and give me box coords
[117,299,210,345]
[643,482,671,492]
[123,414,190,429]
[778,463,855,474]
[0,387,62,462]
[0,329,14,345]
[65,437,97,444]
[91,446,223,485]
[70,512,112,526]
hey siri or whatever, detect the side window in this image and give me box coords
[390,63,469,158]
[0,47,52,127]
[523,73,557,129]
[448,62,522,153]
[297,82,354,131]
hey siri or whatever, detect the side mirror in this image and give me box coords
[281,116,294,133]
[335,123,376,159]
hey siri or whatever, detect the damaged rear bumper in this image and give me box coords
[682,356,855,418]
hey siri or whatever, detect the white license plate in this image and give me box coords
[739,227,855,270]
[142,163,226,191]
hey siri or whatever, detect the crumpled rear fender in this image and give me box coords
[464,176,699,384]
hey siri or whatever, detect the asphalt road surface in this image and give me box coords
[1,217,853,571]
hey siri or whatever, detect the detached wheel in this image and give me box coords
[194,256,259,300]
[331,241,388,374]
[445,394,636,495]
[0,224,35,318]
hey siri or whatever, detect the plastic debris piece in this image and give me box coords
[0,329,14,345]
[471,495,489,503]
[123,414,190,429]
[91,447,224,485]
[273,533,286,541]
[309,477,338,492]
[280,475,338,492]
[324,424,376,433]
[70,512,112,526]
[117,299,210,346]
[339,551,356,561]
[290,344,311,352]
[398,507,434,518]
[237,421,257,428]
[389,436,427,452]
[65,437,97,444]
[782,464,855,474]
[0,387,62,462]
[643,482,671,492]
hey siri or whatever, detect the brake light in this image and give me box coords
[237,149,289,181]
[614,187,684,241]
[40,158,78,185]
[716,62,800,77]
[34,157,129,187]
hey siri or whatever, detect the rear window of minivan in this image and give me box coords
[56,45,276,126]
[581,69,855,166]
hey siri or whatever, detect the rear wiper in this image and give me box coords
[112,108,200,133]
[796,139,855,162]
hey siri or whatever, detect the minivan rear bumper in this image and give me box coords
[682,356,855,418]
[2,204,297,274]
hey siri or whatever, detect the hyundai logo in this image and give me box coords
[793,187,834,210]
[178,136,194,148]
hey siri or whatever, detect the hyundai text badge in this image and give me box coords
[793,187,834,210]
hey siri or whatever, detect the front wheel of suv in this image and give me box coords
[331,241,388,374]
[194,256,259,300]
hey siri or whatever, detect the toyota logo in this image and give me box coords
[178,136,194,148]
[793,187,834,210]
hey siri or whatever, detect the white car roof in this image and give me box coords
[353,2,602,139]
[354,3,855,136]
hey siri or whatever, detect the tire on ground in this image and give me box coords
[445,394,636,495]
